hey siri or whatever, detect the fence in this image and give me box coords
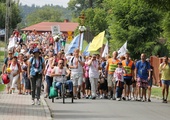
[150,56,164,86]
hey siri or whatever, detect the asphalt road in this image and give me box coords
[45,97,169,120]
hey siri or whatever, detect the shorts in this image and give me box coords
[107,74,114,87]
[148,79,153,87]
[124,78,132,85]
[99,79,108,91]
[85,77,91,90]
[161,80,170,86]
[71,73,83,86]
[137,77,148,89]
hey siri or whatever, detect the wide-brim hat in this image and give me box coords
[33,48,41,54]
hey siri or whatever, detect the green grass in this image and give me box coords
[0,84,5,92]
[0,51,4,63]
[152,87,170,101]
[0,41,6,48]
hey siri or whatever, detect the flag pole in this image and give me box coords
[78,13,86,51]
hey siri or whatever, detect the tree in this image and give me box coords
[142,0,170,11]
[104,0,162,58]
[25,6,63,26]
[68,0,104,17]
[83,8,108,36]
[0,1,21,30]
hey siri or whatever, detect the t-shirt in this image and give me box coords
[69,56,84,75]
[88,60,99,78]
[53,66,67,82]
[159,63,170,80]
[136,60,150,80]
[114,67,125,82]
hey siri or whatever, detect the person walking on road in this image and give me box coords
[105,51,120,100]
[159,56,170,103]
[122,53,135,100]
[27,48,45,105]
[87,54,100,99]
[135,53,151,102]
[69,49,85,99]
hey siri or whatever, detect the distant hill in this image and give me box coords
[18,4,72,28]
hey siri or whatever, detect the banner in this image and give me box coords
[102,41,108,57]
[51,25,60,36]
[83,42,91,56]
[117,41,127,58]
[87,31,105,51]
[66,34,79,54]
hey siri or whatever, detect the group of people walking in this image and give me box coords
[1,29,170,105]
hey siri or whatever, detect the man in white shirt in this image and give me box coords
[51,60,70,94]
[69,49,85,99]
[88,54,100,99]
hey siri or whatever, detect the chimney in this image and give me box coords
[64,19,69,22]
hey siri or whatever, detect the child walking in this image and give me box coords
[114,62,126,101]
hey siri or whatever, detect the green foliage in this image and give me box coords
[0,1,21,30]
[105,0,162,59]
[25,6,63,26]
[18,4,72,28]
[142,0,170,11]
[0,84,5,92]
[83,8,108,36]
[68,0,104,17]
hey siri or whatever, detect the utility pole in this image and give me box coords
[4,0,10,57]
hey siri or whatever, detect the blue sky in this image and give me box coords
[20,0,70,7]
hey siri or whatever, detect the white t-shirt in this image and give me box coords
[69,56,84,75]
[114,67,125,82]
[53,66,67,82]
[88,60,99,78]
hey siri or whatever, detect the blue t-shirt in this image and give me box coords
[136,60,150,80]
[29,57,45,76]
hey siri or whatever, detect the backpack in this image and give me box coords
[30,56,43,69]
[2,74,10,84]
[70,56,82,66]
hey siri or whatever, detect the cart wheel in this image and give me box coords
[62,83,65,104]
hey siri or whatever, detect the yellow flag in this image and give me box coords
[87,31,105,51]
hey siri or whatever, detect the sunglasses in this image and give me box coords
[59,63,64,64]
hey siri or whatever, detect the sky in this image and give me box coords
[19,0,70,8]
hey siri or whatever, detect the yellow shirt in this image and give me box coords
[159,63,170,80]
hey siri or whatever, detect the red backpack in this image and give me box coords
[2,74,10,84]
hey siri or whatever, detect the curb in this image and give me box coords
[41,97,53,120]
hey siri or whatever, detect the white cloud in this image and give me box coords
[19,0,70,7]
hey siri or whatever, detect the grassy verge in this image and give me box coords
[152,87,170,101]
[0,84,5,92]
[0,51,4,63]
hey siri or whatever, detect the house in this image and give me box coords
[21,20,79,38]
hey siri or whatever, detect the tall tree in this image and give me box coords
[0,0,21,29]
[104,0,162,58]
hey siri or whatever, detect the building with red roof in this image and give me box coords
[21,20,79,37]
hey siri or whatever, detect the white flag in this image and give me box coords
[102,41,108,57]
[117,41,127,58]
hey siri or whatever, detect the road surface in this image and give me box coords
[45,97,169,120]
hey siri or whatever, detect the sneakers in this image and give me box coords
[148,99,151,102]
[122,97,126,101]
[100,95,103,99]
[162,99,167,103]
[116,98,121,101]
[36,100,40,105]
[32,100,35,105]
[92,96,96,100]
